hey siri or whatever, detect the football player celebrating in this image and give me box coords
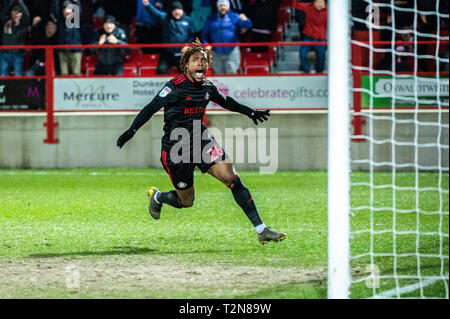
[117,39,286,244]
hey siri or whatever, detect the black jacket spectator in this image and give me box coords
[96,0,137,35]
[144,0,195,47]
[246,0,280,52]
[56,0,82,75]
[57,1,82,51]
[0,0,30,76]
[26,0,59,25]
[1,1,30,53]
[96,21,127,66]
[143,0,195,73]
[26,19,59,75]
[94,15,128,75]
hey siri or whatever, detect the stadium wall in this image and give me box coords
[0,112,447,170]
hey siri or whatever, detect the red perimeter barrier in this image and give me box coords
[0,40,447,144]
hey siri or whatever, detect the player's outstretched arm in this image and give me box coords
[248,108,271,125]
[217,95,271,125]
[117,128,136,149]
[117,82,178,148]
[116,99,162,148]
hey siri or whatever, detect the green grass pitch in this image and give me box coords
[0,169,448,299]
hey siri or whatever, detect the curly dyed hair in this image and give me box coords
[179,38,213,72]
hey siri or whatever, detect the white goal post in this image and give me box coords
[328,0,449,299]
[327,0,352,299]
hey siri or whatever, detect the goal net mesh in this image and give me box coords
[349,0,449,298]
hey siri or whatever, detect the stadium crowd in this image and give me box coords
[0,0,448,77]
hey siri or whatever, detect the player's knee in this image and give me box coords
[226,174,243,191]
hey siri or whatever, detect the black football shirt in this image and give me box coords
[129,72,254,151]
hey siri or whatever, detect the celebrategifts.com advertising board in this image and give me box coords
[53,76,328,111]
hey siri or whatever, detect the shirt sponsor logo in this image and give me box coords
[184,106,204,114]
[159,86,172,97]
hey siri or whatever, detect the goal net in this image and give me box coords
[348,0,449,298]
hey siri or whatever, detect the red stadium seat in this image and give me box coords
[277,7,291,30]
[245,65,270,74]
[85,54,98,76]
[140,53,159,66]
[245,52,271,64]
[125,49,142,63]
[241,49,272,74]
[86,67,95,76]
[140,67,157,76]
[168,66,179,75]
[268,46,278,66]
[273,25,283,42]
[123,62,138,76]
[139,54,159,75]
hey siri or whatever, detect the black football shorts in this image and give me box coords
[160,137,228,190]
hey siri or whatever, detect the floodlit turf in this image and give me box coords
[0,169,447,299]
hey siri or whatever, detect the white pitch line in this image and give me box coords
[370,274,449,299]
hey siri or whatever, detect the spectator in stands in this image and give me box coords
[190,0,212,39]
[94,15,128,75]
[25,19,59,76]
[142,0,195,74]
[211,0,243,13]
[201,0,252,74]
[136,0,163,53]
[57,0,82,75]
[27,0,59,27]
[0,1,29,76]
[292,0,327,73]
[293,0,312,40]
[97,0,137,37]
[245,0,279,53]
[164,0,193,15]
[378,25,415,72]
[80,0,95,47]
[53,1,95,51]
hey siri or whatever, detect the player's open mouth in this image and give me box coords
[192,69,205,81]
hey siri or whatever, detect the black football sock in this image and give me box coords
[157,190,183,209]
[228,176,264,227]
